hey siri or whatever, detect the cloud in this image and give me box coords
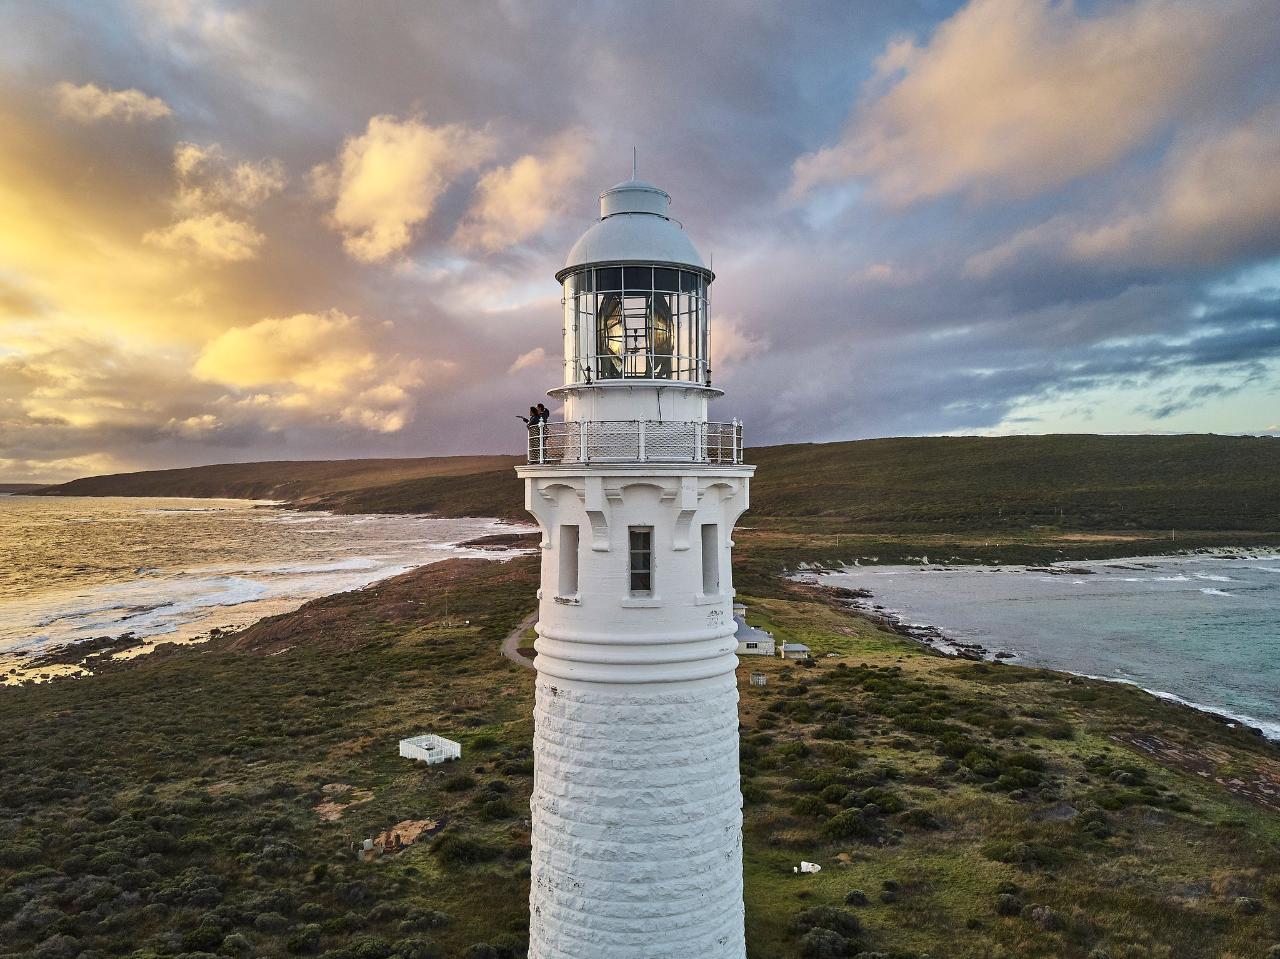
[193,310,430,433]
[1070,106,1280,266]
[508,346,548,373]
[968,105,1280,274]
[712,317,768,371]
[171,142,286,210]
[143,211,264,262]
[53,81,171,122]
[455,134,586,252]
[793,0,1270,204]
[144,142,285,262]
[313,115,494,262]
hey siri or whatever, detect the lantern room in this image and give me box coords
[556,179,713,390]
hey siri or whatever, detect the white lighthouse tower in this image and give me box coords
[516,176,753,959]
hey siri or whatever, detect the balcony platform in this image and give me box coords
[526,419,743,465]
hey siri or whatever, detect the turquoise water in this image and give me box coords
[817,552,1280,739]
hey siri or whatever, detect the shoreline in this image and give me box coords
[796,551,1280,743]
[1,504,537,686]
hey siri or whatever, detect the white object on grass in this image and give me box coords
[398,734,461,765]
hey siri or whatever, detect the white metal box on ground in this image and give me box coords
[398,734,461,765]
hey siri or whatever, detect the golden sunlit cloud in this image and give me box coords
[194,310,431,433]
[793,0,1270,204]
[53,81,171,122]
[312,114,495,262]
[144,142,285,262]
[144,211,264,262]
[455,133,586,252]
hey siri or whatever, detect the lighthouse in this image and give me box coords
[516,176,753,958]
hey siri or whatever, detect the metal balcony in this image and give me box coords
[526,419,743,465]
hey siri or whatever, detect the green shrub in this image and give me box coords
[820,784,847,803]
[898,808,941,830]
[823,810,876,841]
[798,927,849,958]
[391,939,441,959]
[287,925,322,954]
[789,905,861,938]
[791,796,828,818]
[857,787,903,814]
[430,833,500,866]
[478,798,516,821]
[785,779,820,794]
[995,893,1022,916]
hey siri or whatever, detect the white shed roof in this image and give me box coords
[562,178,706,273]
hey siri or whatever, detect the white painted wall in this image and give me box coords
[517,464,752,959]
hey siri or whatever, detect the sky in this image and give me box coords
[1,0,1278,483]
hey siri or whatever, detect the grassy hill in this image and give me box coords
[31,455,520,508]
[31,434,1280,532]
[749,434,1280,531]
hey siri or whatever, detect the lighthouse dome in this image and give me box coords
[560,178,706,275]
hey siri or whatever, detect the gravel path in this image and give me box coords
[501,610,537,670]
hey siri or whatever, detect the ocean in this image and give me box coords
[815,552,1280,740]
[0,495,530,680]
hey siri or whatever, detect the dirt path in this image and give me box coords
[501,610,537,670]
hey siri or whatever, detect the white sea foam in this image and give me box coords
[1199,588,1232,597]
[1194,573,1233,582]
[1,499,535,666]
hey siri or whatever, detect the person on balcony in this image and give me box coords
[520,405,544,461]
[536,403,550,424]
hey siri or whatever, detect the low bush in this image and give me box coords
[430,833,500,866]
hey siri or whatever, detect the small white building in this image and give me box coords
[398,734,461,765]
[779,643,812,661]
[733,602,775,656]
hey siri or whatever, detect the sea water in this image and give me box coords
[0,496,530,674]
[817,553,1280,740]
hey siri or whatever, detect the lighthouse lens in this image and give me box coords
[565,264,710,386]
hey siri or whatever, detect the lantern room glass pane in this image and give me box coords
[623,266,651,290]
[562,264,710,386]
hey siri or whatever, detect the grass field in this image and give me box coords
[1,548,1278,958]
[7,433,1280,957]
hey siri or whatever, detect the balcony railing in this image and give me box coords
[526,419,743,465]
